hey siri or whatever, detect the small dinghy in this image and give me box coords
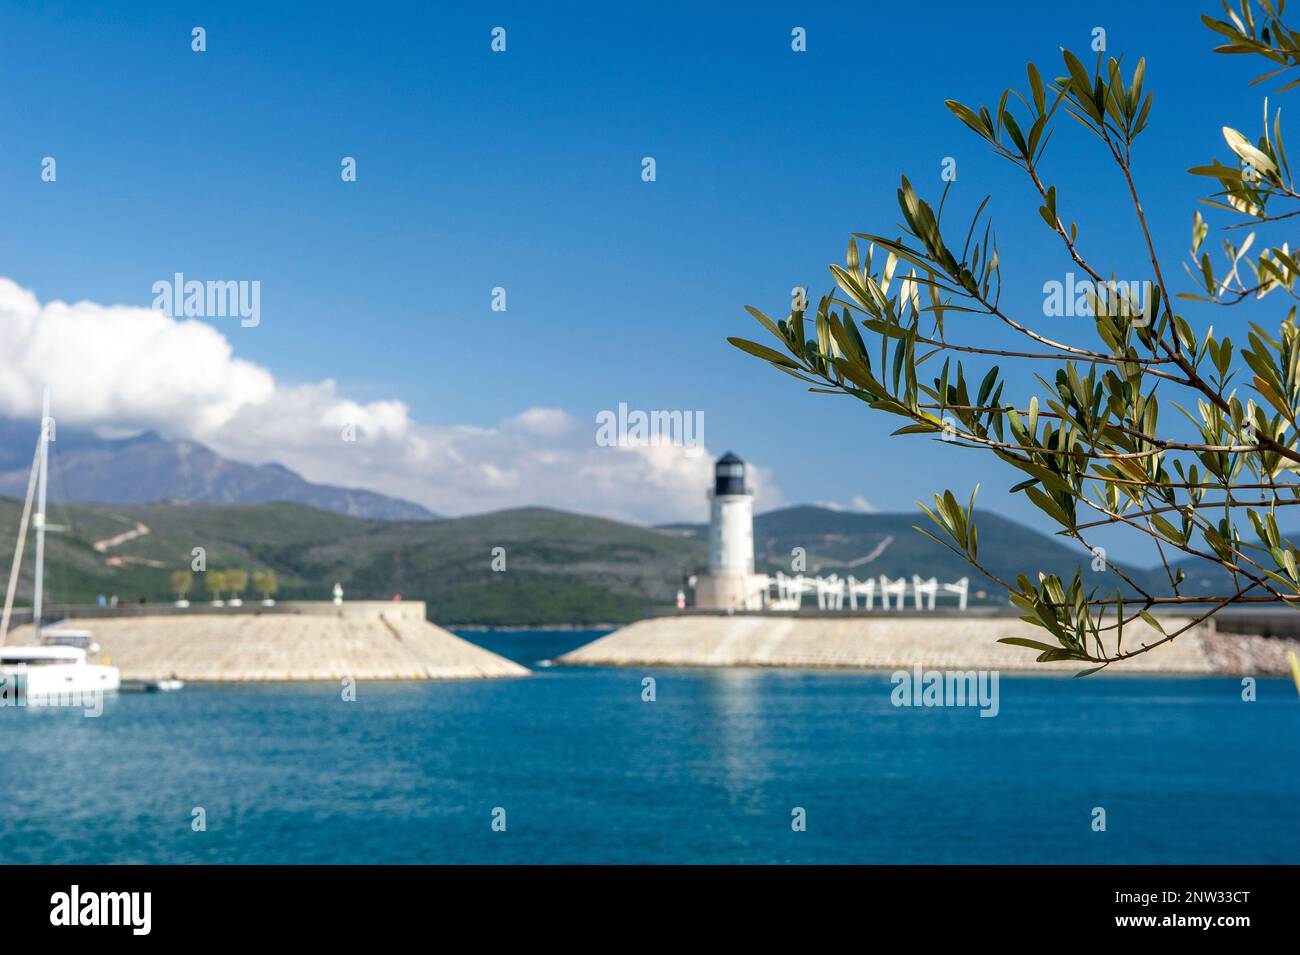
[121,677,184,693]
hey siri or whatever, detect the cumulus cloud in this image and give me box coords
[0,278,783,524]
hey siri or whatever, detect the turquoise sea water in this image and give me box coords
[1,629,1297,864]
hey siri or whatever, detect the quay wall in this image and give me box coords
[5,601,527,681]
[556,614,1300,675]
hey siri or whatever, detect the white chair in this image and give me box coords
[768,572,803,610]
[847,576,876,610]
[879,575,907,609]
[789,574,817,608]
[816,574,845,610]
[941,577,969,611]
[912,575,938,611]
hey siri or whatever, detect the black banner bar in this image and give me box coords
[0,865,1287,939]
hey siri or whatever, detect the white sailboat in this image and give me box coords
[0,390,120,702]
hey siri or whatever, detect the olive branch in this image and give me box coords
[731,1,1300,670]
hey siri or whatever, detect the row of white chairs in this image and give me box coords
[769,572,969,611]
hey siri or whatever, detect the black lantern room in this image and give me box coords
[714,452,747,496]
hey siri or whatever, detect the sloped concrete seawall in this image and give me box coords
[7,602,528,681]
[556,614,1300,675]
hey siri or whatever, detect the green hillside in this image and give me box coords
[0,498,703,626]
[0,497,1168,625]
[757,506,1129,592]
[668,506,1168,602]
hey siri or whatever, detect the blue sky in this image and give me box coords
[0,1,1278,558]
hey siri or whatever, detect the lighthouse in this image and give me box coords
[709,452,754,575]
[694,452,766,610]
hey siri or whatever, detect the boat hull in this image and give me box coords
[1,662,120,702]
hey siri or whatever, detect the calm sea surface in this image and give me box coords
[2,629,1297,864]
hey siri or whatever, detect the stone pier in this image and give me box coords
[6,602,528,681]
[556,613,1300,675]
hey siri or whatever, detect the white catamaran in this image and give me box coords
[0,390,120,700]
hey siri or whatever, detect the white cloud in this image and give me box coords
[0,278,784,523]
[504,407,574,437]
[815,496,876,513]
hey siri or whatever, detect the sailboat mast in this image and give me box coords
[32,387,50,632]
[0,438,41,646]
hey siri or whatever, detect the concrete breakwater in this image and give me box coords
[556,614,1300,675]
[6,602,528,681]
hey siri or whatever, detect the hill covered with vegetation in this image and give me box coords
[0,498,1168,625]
[0,499,702,625]
[663,506,1168,603]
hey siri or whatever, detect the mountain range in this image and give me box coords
[0,418,1218,624]
[0,418,435,521]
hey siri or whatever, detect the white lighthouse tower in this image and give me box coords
[709,452,753,576]
[695,452,765,610]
